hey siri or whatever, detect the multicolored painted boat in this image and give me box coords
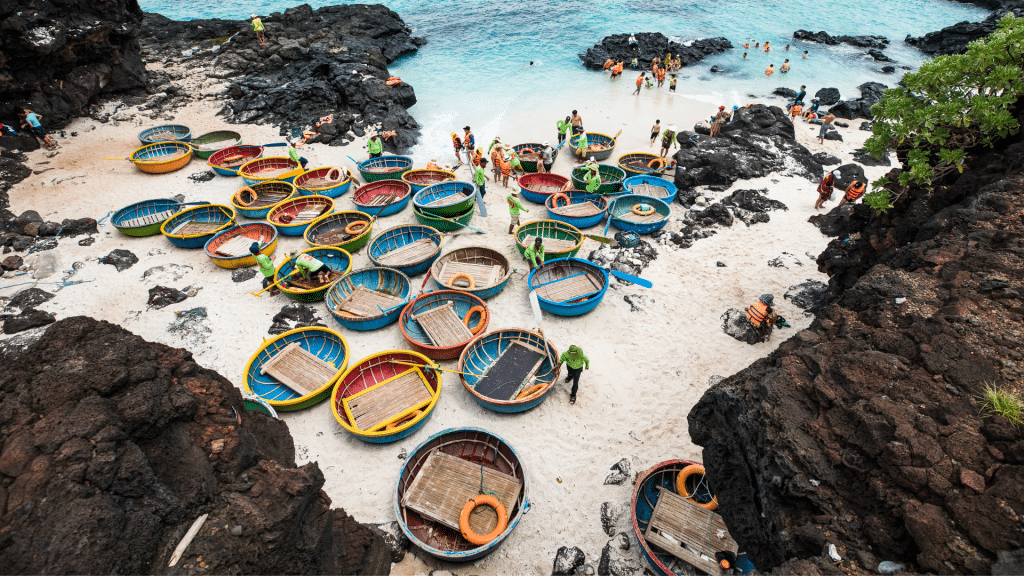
[570,164,626,194]
[112,198,182,237]
[358,155,413,182]
[396,427,529,561]
[413,181,477,216]
[267,195,334,236]
[208,145,263,177]
[511,143,558,173]
[399,290,489,360]
[618,152,669,177]
[528,258,609,316]
[544,192,609,229]
[459,329,560,413]
[189,130,242,159]
[238,156,303,185]
[568,131,617,161]
[608,195,671,234]
[330,349,442,443]
[325,267,412,331]
[623,174,678,204]
[129,141,193,174]
[402,168,457,193]
[305,211,374,253]
[514,220,584,260]
[137,124,191,145]
[242,326,349,411]
[204,222,278,269]
[231,181,297,219]
[368,225,443,276]
[352,180,412,217]
[294,167,353,198]
[430,247,512,300]
[413,204,475,232]
[274,246,353,302]
[160,204,235,248]
[518,172,570,204]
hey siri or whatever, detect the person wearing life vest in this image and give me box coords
[451,132,463,165]
[472,148,483,167]
[490,145,504,183]
[426,158,439,170]
[463,126,475,167]
[815,172,836,210]
[839,180,867,206]
[604,58,614,70]
[746,294,782,340]
[367,134,383,158]
[289,251,330,284]
[251,14,266,46]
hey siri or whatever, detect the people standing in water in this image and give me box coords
[669,75,677,92]
[765,64,775,76]
[251,14,266,46]
[559,345,590,405]
[633,73,644,95]
[803,50,809,59]
[763,41,770,52]
[650,120,661,147]
[780,59,791,74]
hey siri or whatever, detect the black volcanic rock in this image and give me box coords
[579,33,732,71]
[829,82,888,120]
[792,30,889,49]
[814,87,841,106]
[906,6,1024,55]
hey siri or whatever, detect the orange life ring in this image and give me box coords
[647,158,665,169]
[327,167,343,183]
[459,495,509,546]
[676,464,719,511]
[463,306,486,334]
[450,273,475,289]
[235,187,256,207]
[520,148,535,156]
[385,410,422,431]
[345,221,368,235]
[516,383,546,400]
[632,204,656,216]
[552,193,570,208]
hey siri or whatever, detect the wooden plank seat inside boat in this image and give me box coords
[363,194,401,206]
[364,166,405,174]
[438,261,501,289]
[213,236,269,258]
[411,302,473,347]
[284,270,344,291]
[343,368,433,432]
[335,286,406,317]
[260,342,338,396]
[170,221,225,235]
[402,450,523,534]
[376,239,437,266]
[241,189,290,208]
[526,184,564,193]
[474,341,545,401]
[617,210,665,224]
[645,487,738,576]
[533,272,603,303]
[254,166,292,177]
[121,210,177,229]
[312,227,361,245]
[422,192,470,207]
[551,202,603,218]
[523,236,578,253]
[630,183,669,197]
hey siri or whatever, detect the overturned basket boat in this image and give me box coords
[208,145,263,176]
[459,329,560,413]
[160,204,235,248]
[518,172,570,204]
[238,156,303,185]
[267,195,334,236]
[545,192,609,229]
[112,198,183,237]
[396,427,529,561]
[570,164,626,194]
[514,220,584,260]
[618,152,669,177]
[204,222,278,269]
[512,143,558,173]
[528,257,609,317]
[430,247,512,300]
[358,155,413,182]
[242,326,350,411]
[294,167,353,198]
[325,267,412,331]
[609,195,671,234]
[413,204,475,232]
[400,290,489,360]
[368,225,443,277]
[275,246,352,302]
[331,349,442,444]
[189,130,242,159]
[623,174,678,204]
[137,124,191,145]
[231,181,297,219]
[402,168,457,193]
[353,179,412,217]
[569,131,617,161]
[129,141,193,174]
[413,181,477,216]
[305,211,374,253]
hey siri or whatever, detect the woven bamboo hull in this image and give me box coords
[633,461,698,576]
[413,205,474,232]
[208,145,263,176]
[514,220,584,260]
[358,155,413,182]
[429,247,512,300]
[330,350,442,443]
[233,181,297,219]
[295,167,353,198]
[527,257,609,316]
[413,181,477,216]
[618,152,669,177]
[623,174,679,203]
[570,164,626,194]
[368,225,443,277]
[138,124,191,145]
[275,247,353,302]
[512,143,558,173]
[459,329,560,413]
[402,169,457,193]
[544,192,609,229]
[160,204,235,249]
[130,141,194,174]
[399,290,489,360]
[242,326,350,411]
[569,132,616,161]
[609,195,671,234]
[112,198,181,237]
[190,130,242,159]
[518,173,570,204]
[353,180,412,217]
[325,267,412,331]
[239,156,303,186]
[204,223,279,269]
[305,212,374,253]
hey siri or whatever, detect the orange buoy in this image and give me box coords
[463,306,486,334]
[345,221,368,235]
[450,272,475,289]
[459,495,508,546]
[676,463,719,511]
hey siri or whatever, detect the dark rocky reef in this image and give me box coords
[829,82,888,120]
[906,5,1024,55]
[0,317,390,574]
[578,33,732,71]
[793,30,889,50]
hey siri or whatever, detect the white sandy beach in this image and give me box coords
[2,88,889,574]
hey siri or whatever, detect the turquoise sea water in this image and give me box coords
[142,0,987,158]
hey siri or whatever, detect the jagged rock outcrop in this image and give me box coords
[906,6,1024,55]
[578,33,732,70]
[829,82,888,120]
[793,30,889,49]
[0,317,390,574]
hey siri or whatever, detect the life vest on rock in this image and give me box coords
[746,301,770,326]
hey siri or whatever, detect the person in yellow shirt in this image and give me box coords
[251,14,266,46]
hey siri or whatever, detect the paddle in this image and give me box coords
[424,211,486,234]
[475,184,488,217]
[251,269,299,297]
[606,268,653,288]
[387,359,470,377]
[603,197,617,237]
[529,290,557,370]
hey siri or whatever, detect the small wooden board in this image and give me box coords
[533,272,602,303]
[285,270,343,291]
[248,192,289,208]
[631,183,670,198]
[411,302,473,347]
[552,201,603,217]
[364,166,404,173]
[122,210,176,229]
[171,221,224,235]
[473,341,545,401]
[214,236,263,257]
[438,261,502,288]
[645,487,738,576]
[343,369,433,432]
[377,238,437,266]
[260,342,338,396]
[617,210,664,224]
[402,450,523,534]
[423,192,469,207]
[524,236,578,254]
[529,184,565,193]
[336,286,406,317]
[365,194,397,206]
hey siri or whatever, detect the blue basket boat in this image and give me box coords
[568,131,617,161]
[400,290,489,360]
[231,180,297,219]
[358,155,413,182]
[608,195,671,234]
[352,180,412,217]
[274,246,353,302]
[160,204,236,248]
[138,124,191,145]
[458,329,560,413]
[396,427,529,561]
[413,181,478,216]
[368,225,443,277]
[623,174,678,204]
[204,222,278,269]
[518,172,571,205]
[331,349,442,444]
[544,192,609,229]
[325,267,412,331]
[528,258,609,316]
[112,198,183,237]
[242,326,350,411]
[429,247,512,300]
[294,167,353,197]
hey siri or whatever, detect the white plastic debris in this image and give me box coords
[895,297,906,304]
[828,544,841,563]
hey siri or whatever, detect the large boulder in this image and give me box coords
[793,30,889,49]
[907,6,1024,55]
[828,82,888,120]
[814,87,841,106]
[578,32,732,70]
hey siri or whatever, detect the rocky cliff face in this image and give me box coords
[578,33,732,71]
[0,317,390,575]
[906,5,1024,55]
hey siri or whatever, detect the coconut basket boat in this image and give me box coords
[396,427,529,560]
[267,195,334,236]
[129,141,193,174]
[231,181,297,219]
[608,195,671,234]
[569,131,617,161]
[544,192,609,229]
[331,349,442,444]
[160,204,235,248]
[512,143,558,173]
[430,247,512,300]
[274,247,353,302]
[402,168,457,193]
[294,167,353,198]
[189,130,242,159]
[305,211,374,253]
[325,267,412,331]
[459,329,560,413]
[368,225,443,277]
[352,180,412,217]
[413,181,477,216]
[238,156,303,185]
[357,155,413,182]
[618,152,670,177]
[112,198,183,237]
[570,164,626,194]
[413,204,475,232]
[527,257,609,317]
[208,145,263,176]
[514,220,584,260]
[623,174,678,204]
[137,124,191,145]
[517,173,570,204]
[399,290,489,360]
[204,222,278,269]
[242,326,350,411]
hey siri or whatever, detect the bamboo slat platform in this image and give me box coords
[412,302,473,347]
[285,270,343,291]
[528,184,565,193]
[376,239,438,266]
[532,273,603,303]
[474,341,545,401]
[402,450,523,534]
[423,192,469,207]
[438,261,502,288]
[645,487,738,576]
[629,183,670,198]
[551,202,603,218]
[364,194,397,206]
[122,210,177,229]
[213,236,256,257]
[523,236,578,253]
[343,368,433,432]
[336,286,406,317]
[171,221,224,235]
[244,190,290,208]
[260,342,338,396]
[617,211,665,224]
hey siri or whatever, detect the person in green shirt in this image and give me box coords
[506,189,527,235]
[289,251,330,284]
[251,14,266,46]
[287,141,308,169]
[367,134,383,158]
[556,117,571,146]
[585,169,602,194]
[559,344,590,405]
[575,131,589,162]
[523,237,544,270]
[474,158,488,199]
[506,146,524,178]
[250,243,278,295]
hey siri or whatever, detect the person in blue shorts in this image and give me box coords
[20,109,55,149]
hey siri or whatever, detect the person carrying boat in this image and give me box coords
[475,158,489,199]
[559,345,590,405]
[251,14,266,46]
[523,237,545,270]
[289,251,331,285]
[745,294,786,341]
[367,134,383,158]
[251,243,278,296]
[838,180,867,206]
[556,117,572,146]
[463,126,476,167]
[507,189,527,235]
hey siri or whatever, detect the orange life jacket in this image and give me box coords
[604,59,613,69]
[746,301,770,326]
[452,135,462,150]
[473,149,482,166]
[846,183,866,201]
[426,162,439,170]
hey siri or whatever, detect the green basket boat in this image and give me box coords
[304,211,375,253]
[570,164,626,194]
[190,130,243,159]
[514,219,584,259]
[412,204,475,232]
[357,155,413,182]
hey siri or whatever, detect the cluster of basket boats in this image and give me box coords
[115,125,748,573]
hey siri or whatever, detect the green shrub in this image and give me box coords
[978,383,1024,425]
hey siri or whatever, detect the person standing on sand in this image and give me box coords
[541,141,554,173]
[524,237,545,271]
[463,126,476,167]
[780,59,791,74]
[367,134,383,158]
[571,110,584,134]
[507,189,527,234]
[789,102,802,122]
[474,158,488,199]
[490,142,504,183]
[559,345,590,405]
[252,243,278,296]
[650,120,661,147]
[795,85,806,104]
[251,14,266,46]
[556,117,571,146]
[660,125,677,159]
[669,75,677,92]
[838,180,866,206]
[818,112,836,144]
[19,109,55,149]
[815,172,836,210]
[710,106,729,137]
[499,154,512,188]
[633,73,644,95]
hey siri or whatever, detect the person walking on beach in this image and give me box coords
[838,180,866,206]
[650,120,661,147]
[633,73,644,95]
[669,75,677,92]
[815,172,836,210]
[367,133,383,158]
[252,243,278,296]
[780,59,791,74]
[499,154,512,188]
[463,126,476,167]
[541,141,554,173]
[251,14,266,46]
[559,345,590,405]
[817,112,836,144]
[710,106,729,137]
[524,237,545,271]
[490,144,504,183]
[507,189,527,234]
[571,110,584,134]
[451,132,463,166]
[660,125,677,158]
[556,117,571,146]
[789,102,802,122]
[19,109,55,149]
